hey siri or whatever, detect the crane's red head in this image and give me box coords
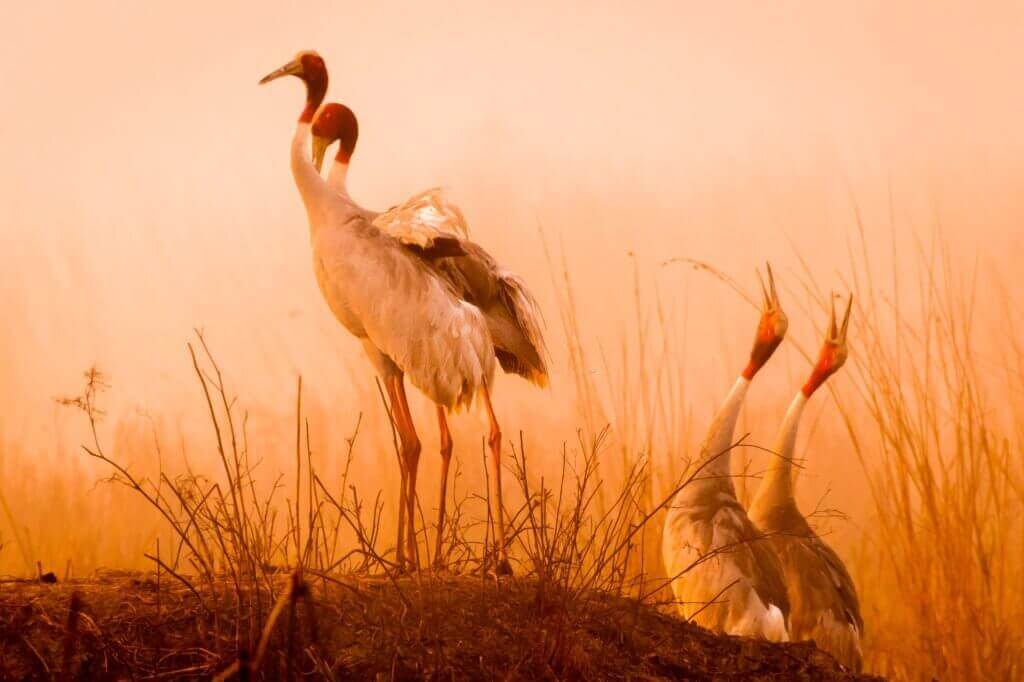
[258,50,328,123]
[312,103,359,172]
[742,263,788,380]
[803,294,853,396]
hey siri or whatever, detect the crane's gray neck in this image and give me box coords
[751,391,806,515]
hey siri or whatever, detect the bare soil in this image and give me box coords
[0,571,879,680]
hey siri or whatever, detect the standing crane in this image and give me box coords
[310,102,548,568]
[662,266,791,640]
[258,52,541,574]
[748,296,863,670]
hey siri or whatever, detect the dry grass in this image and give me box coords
[0,227,1018,680]
[832,232,1024,680]
[0,341,869,679]
[544,225,1024,680]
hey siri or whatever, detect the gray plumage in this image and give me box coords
[363,188,549,389]
[749,500,864,671]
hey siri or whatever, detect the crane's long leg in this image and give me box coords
[434,406,453,569]
[384,375,408,570]
[481,384,511,575]
[389,375,421,570]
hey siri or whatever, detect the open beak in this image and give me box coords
[840,293,853,342]
[259,58,303,85]
[312,136,330,173]
[758,262,788,337]
[758,263,782,311]
[827,293,854,344]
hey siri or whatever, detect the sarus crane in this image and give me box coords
[662,266,791,640]
[748,295,863,670]
[259,53,545,574]
[309,101,548,569]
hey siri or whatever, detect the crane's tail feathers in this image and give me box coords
[497,272,549,386]
[495,348,549,387]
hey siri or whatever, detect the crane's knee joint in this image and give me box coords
[488,428,502,450]
[403,437,422,465]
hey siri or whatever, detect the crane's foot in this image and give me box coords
[495,558,513,577]
[391,554,413,576]
[431,559,454,576]
[485,550,513,577]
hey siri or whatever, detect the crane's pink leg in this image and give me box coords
[481,384,512,575]
[390,376,421,570]
[434,406,453,569]
[384,376,409,570]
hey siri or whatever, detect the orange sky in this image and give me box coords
[2,2,1024,559]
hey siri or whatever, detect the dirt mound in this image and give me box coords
[0,571,877,680]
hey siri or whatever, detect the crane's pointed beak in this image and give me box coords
[312,136,330,173]
[840,294,853,342]
[259,58,303,85]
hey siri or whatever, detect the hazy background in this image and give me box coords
[2,1,1023,572]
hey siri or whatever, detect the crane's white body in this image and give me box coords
[663,377,791,641]
[293,124,494,408]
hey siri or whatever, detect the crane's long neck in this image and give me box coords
[327,159,351,200]
[288,68,332,215]
[291,122,330,210]
[753,391,807,511]
[692,376,750,488]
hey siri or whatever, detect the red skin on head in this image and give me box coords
[298,54,328,123]
[312,103,359,162]
[742,314,785,380]
[802,344,842,397]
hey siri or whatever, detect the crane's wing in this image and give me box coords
[664,493,790,638]
[433,241,549,386]
[373,188,470,259]
[727,500,792,625]
[768,526,863,670]
[753,498,863,635]
[782,530,863,633]
[313,214,495,410]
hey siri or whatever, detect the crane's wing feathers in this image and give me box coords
[756,503,863,634]
[718,498,792,620]
[663,491,790,638]
[373,188,470,256]
[433,241,549,386]
[403,236,466,260]
[766,525,863,670]
[784,529,863,632]
[313,215,494,409]
[494,270,549,385]
[366,189,547,387]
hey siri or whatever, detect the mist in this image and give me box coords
[2,0,1023,573]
